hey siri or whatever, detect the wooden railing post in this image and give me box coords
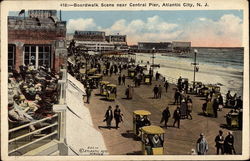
[58,69,67,104]
[53,105,67,142]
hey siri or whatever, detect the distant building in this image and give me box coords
[106,34,128,51]
[137,42,172,52]
[74,41,115,51]
[128,45,138,52]
[73,31,129,52]
[8,10,67,72]
[172,41,191,52]
[74,31,106,42]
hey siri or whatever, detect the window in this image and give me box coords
[38,46,50,67]
[24,45,36,66]
[24,45,51,69]
[8,44,16,72]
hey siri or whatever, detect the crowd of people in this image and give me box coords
[67,43,241,155]
[8,64,59,130]
[195,130,236,155]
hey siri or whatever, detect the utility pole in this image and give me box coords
[151,47,155,76]
[191,49,199,91]
[60,10,62,21]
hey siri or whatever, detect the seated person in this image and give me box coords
[142,116,151,126]
[135,115,141,135]
[8,102,35,131]
[150,134,163,148]
[9,101,51,131]
[226,110,237,127]
[144,134,153,155]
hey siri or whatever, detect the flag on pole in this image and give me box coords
[18,10,25,16]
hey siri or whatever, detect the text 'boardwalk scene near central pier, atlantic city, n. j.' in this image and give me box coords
[7,10,243,156]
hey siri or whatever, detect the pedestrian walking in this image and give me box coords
[122,74,126,85]
[149,68,153,76]
[177,76,182,90]
[224,131,236,154]
[104,106,113,129]
[173,107,181,128]
[164,80,169,93]
[160,106,171,128]
[196,133,208,155]
[158,85,162,98]
[125,85,133,99]
[110,66,113,76]
[153,85,159,99]
[202,100,208,115]
[174,89,180,104]
[213,98,219,118]
[215,130,224,155]
[129,85,133,99]
[187,96,193,119]
[118,74,122,85]
[155,71,159,81]
[218,94,224,110]
[86,87,92,104]
[114,105,123,129]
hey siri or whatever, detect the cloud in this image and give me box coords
[102,15,181,44]
[66,14,243,47]
[181,14,243,47]
[67,18,97,33]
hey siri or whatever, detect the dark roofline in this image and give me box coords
[75,30,105,33]
[138,42,172,44]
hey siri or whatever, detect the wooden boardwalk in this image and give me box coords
[85,71,242,155]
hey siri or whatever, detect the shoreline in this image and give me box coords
[136,53,243,97]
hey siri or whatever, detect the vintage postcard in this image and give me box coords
[1,0,249,160]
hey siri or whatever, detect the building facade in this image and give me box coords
[73,31,129,52]
[73,31,114,51]
[138,42,172,52]
[74,31,106,42]
[172,41,191,52]
[105,34,128,51]
[8,10,67,72]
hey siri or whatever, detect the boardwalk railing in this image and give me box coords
[8,114,59,155]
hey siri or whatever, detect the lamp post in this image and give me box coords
[151,47,155,76]
[191,49,199,91]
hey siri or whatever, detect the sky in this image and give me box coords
[9,10,243,47]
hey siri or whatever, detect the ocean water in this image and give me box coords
[135,48,244,97]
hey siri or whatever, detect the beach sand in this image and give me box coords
[136,53,243,97]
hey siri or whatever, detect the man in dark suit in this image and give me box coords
[153,85,159,99]
[86,87,92,104]
[118,75,122,85]
[173,107,181,128]
[224,131,236,154]
[215,130,224,154]
[114,105,122,129]
[160,106,171,128]
[104,106,113,129]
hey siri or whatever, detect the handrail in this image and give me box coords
[9,131,58,154]
[9,122,58,143]
[9,114,58,133]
